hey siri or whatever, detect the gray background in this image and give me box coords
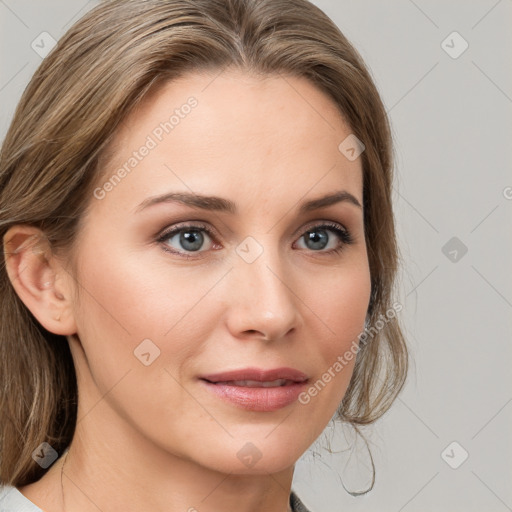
[1,1,511,511]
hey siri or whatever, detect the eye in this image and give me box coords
[156,222,217,257]
[295,222,354,255]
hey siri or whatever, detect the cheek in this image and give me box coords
[71,245,226,380]
[69,250,223,438]
[311,260,371,349]
[297,260,371,413]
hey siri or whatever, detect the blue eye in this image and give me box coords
[296,223,354,254]
[156,221,354,258]
[157,223,214,256]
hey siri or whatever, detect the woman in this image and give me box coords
[0,1,408,511]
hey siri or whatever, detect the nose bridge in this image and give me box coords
[228,235,300,338]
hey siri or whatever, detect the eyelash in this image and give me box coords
[155,221,355,259]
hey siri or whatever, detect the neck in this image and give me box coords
[60,445,294,512]
[57,402,295,512]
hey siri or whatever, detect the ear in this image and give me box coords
[3,225,77,336]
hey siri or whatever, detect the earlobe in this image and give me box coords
[3,225,77,336]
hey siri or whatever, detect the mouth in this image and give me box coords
[200,367,309,384]
[211,379,295,387]
[199,367,309,412]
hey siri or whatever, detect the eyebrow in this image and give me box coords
[134,190,362,214]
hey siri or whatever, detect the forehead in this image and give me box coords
[92,69,363,216]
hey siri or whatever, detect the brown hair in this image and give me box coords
[0,0,407,489]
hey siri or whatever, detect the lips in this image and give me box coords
[201,367,308,384]
[200,367,309,412]
[218,379,290,387]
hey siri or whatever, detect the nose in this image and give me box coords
[225,242,303,342]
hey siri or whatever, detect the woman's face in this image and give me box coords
[65,68,371,474]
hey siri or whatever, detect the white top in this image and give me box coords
[0,485,43,511]
[0,485,311,512]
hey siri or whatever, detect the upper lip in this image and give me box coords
[200,367,309,383]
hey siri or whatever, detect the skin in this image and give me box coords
[5,68,371,512]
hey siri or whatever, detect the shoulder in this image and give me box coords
[290,490,314,512]
[0,484,43,511]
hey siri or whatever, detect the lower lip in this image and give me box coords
[201,380,308,412]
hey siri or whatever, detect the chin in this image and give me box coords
[194,431,311,476]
